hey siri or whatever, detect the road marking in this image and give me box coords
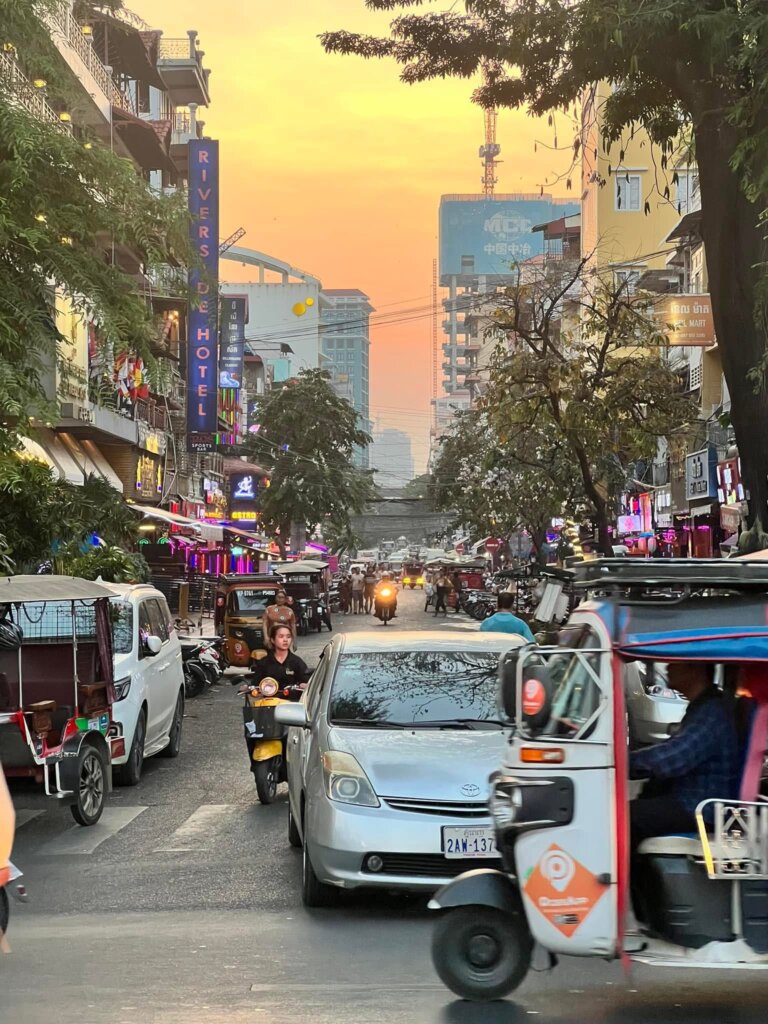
[14,810,44,829]
[37,806,147,856]
[154,804,239,853]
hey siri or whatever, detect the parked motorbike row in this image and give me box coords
[179,635,227,698]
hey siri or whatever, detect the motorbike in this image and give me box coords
[237,675,302,804]
[1,862,28,943]
[180,640,210,698]
[374,584,397,626]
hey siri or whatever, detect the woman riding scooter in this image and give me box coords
[250,624,309,693]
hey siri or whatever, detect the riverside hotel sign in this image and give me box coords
[187,139,220,435]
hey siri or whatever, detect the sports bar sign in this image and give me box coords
[187,139,220,434]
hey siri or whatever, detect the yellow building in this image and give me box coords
[581,85,694,288]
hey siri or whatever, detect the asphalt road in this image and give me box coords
[3,589,767,1023]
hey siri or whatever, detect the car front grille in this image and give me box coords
[362,853,499,878]
[383,797,489,818]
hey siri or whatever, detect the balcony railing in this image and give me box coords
[0,50,71,131]
[47,6,136,115]
[159,37,198,60]
[135,399,170,432]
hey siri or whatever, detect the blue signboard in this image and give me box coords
[439,196,579,278]
[187,139,220,434]
[219,296,246,389]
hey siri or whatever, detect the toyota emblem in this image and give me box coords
[461,783,481,798]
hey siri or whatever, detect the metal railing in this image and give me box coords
[135,399,170,432]
[0,50,71,131]
[47,6,136,115]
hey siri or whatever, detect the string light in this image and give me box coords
[58,112,72,123]
[34,213,46,223]
[32,78,46,89]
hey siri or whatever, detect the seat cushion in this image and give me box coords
[638,834,704,857]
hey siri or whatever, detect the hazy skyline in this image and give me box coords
[136,0,572,474]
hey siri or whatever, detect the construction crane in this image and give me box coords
[218,227,246,255]
[478,66,501,195]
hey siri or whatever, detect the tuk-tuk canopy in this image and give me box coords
[574,558,768,662]
[276,560,327,575]
[0,575,116,603]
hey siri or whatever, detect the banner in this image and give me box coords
[187,139,220,434]
[219,296,246,389]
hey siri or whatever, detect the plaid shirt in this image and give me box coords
[630,687,741,815]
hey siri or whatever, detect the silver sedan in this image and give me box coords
[275,630,527,906]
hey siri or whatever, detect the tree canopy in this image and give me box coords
[244,369,377,555]
[324,0,768,527]
[0,0,189,450]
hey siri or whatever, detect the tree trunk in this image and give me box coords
[570,440,613,555]
[694,118,768,527]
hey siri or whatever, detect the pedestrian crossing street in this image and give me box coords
[12,801,262,858]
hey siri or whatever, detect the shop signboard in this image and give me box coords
[617,514,642,535]
[219,296,246,389]
[716,458,745,505]
[189,433,215,454]
[686,447,717,502]
[187,139,220,435]
[656,294,715,347]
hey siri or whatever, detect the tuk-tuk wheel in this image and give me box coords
[431,906,532,1001]
[71,744,107,827]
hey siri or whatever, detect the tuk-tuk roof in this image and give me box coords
[0,575,115,603]
[572,559,768,662]
[217,574,280,586]
[276,560,327,574]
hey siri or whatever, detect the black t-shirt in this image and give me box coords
[250,651,310,689]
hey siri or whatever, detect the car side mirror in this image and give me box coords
[275,704,309,729]
[499,650,520,722]
[145,635,162,656]
[520,666,556,733]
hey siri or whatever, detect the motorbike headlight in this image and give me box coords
[259,678,279,697]
[113,676,131,701]
[322,751,379,807]
[403,577,411,584]
[233,629,245,639]
[417,577,425,585]
[380,588,393,598]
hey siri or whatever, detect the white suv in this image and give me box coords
[107,584,185,786]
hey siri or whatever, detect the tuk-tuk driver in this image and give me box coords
[629,661,741,845]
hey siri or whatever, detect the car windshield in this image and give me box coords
[232,589,276,614]
[110,600,133,655]
[328,651,504,728]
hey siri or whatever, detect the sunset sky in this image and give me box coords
[136,0,571,474]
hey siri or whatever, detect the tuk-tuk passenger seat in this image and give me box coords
[637,690,768,859]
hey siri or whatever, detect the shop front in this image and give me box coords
[615,492,654,555]
[716,456,747,551]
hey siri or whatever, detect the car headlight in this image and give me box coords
[114,676,131,701]
[403,577,411,584]
[322,751,379,807]
[417,577,425,585]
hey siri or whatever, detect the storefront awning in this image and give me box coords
[127,503,202,532]
[222,525,270,555]
[58,433,123,492]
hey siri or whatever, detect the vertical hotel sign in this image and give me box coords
[187,139,220,434]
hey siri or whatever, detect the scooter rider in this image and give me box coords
[374,572,398,618]
[247,624,310,698]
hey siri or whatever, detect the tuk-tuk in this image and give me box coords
[430,558,768,999]
[277,561,332,635]
[401,562,425,590]
[0,576,120,827]
[214,574,285,667]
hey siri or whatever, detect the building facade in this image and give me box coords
[319,289,373,468]
[370,427,415,489]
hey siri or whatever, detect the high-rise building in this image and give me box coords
[437,194,580,400]
[370,428,415,489]
[319,289,373,468]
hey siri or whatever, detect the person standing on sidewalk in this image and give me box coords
[363,565,377,614]
[350,568,365,614]
[434,571,453,616]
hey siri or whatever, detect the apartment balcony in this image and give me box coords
[157,33,211,106]
[0,50,73,132]
[135,398,170,433]
[170,105,204,176]
[47,5,137,129]
[147,264,188,300]
[461,341,482,354]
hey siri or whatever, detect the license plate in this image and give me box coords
[442,826,499,859]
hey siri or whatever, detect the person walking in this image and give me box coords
[338,574,352,615]
[350,568,365,614]
[363,564,377,614]
[263,590,297,648]
[479,592,536,642]
[434,571,453,616]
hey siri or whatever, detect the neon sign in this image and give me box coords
[187,139,219,434]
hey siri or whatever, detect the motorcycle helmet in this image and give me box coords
[0,620,23,651]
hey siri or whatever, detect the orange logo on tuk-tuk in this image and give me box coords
[523,844,607,938]
[521,678,546,716]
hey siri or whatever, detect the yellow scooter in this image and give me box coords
[239,676,297,804]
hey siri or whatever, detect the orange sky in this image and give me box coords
[135,0,571,474]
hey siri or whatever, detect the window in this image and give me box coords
[230,588,277,615]
[111,600,134,654]
[676,171,699,215]
[615,173,641,212]
[306,647,331,718]
[328,650,506,728]
[521,627,604,740]
[140,599,168,648]
[614,268,641,295]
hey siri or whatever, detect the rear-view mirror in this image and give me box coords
[498,650,520,722]
[275,704,309,729]
[521,666,556,733]
[145,635,162,656]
